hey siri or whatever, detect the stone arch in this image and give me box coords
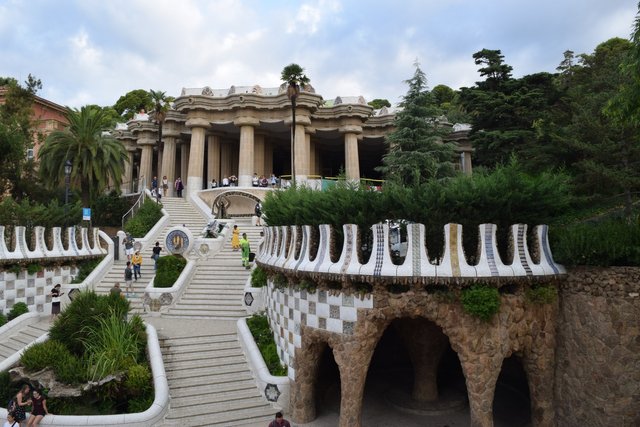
[211,190,261,218]
[493,354,532,425]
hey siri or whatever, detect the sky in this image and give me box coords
[0,0,636,109]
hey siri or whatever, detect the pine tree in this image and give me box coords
[376,62,456,187]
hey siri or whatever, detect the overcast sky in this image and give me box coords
[0,0,636,109]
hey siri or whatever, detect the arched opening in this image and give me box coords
[493,355,532,426]
[362,318,468,422]
[314,344,341,417]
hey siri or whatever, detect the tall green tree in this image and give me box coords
[281,63,310,186]
[149,89,174,153]
[0,74,42,198]
[38,106,129,207]
[113,89,153,120]
[368,98,391,109]
[376,62,456,186]
[472,49,513,90]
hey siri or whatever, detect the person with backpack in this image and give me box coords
[267,412,291,427]
[124,261,134,296]
[175,177,184,197]
[7,384,31,424]
[254,202,263,226]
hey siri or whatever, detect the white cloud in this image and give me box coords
[286,0,342,35]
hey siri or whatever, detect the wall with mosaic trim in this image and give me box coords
[0,266,77,314]
[265,282,373,380]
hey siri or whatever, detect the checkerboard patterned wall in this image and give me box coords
[265,281,373,380]
[0,267,75,314]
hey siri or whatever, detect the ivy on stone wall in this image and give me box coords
[525,285,558,305]
[460,284,501,321]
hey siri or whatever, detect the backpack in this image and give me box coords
[7,398,16,412]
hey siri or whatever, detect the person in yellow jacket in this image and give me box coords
[132,251,143,281]
[231,225,241,251]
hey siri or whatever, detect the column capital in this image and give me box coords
[284,115,312,126]
[185,117,210,128]
[339,125,363,134]
[233,116,260,127]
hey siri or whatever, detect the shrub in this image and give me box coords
[54,351,88,384]
[124,364,152,396]
[246,314,287,376]
[26,263,42,275]
[128,394,153,413]
[0,312,7,327]
[82,313,145,381]
[21,340,68,372]
[251,266,267,288]
[526,285,558,305]
[124,199,163,237]
[550,218,640,266]
[153,255,187,288]
[93,191,134,227]
[8,302,29,321]
[461,285,501,321]
[49,290,130,356]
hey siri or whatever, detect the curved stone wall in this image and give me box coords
[555,267,640,427]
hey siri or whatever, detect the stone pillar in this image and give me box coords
[220,142,232,180]
[139,144,154,191]
[186,118,208,196]
[395,319,448,401]
[463,151,473,175]
[459,352,503,427]
[294,123,308,182]
[291,340,326,423]
[180,142,189,182]
[161,135,177,197]
[264,140,273,176]
[207,134,221,184]
[309,140,316,177]
[343,129,361,182]
[234,117,258,187]
[121,150,134,194]
[254,134,265,176]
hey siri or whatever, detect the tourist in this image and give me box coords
[252,173,259,187]
[240,232,251,269]
[222,176,229,187]
[152,241,162,270]
[231,225,241,251]
[124,234,134,261]
[260,175,268,187]
[255,202,263,226]
[268,411,291,427]
[175,177,184,197]
[8,384,31,425]
[132,251,142,281]
[50,284,64,320]
[151,176,158,193]
[270,174,278,187]
[110,282,122,297]
[3,410,18,427]
[229,175,238,186]
[162,175,169,197]
[210,178,218,188]
[124,261,133,296]
[26,389,48,426]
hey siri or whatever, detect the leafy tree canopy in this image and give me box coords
[368,98,391,109]
[113,89,153,120]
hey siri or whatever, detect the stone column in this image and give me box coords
[186,118,208,196]
[309,140,316,177]
[180,142,189,183]
[294,123,308,182]
[161,134,177,197]
[121,149,135,194]
[459,352,503,427]
[207,134,221,184]
[395,319,448,401]
[264,140,273,176]
[234,117,259,187]
[291,340,327,423]
[220,142,232,180]
[342,126,361,182]
[139,144,154,191]
[254,134,265,176]
[462,151,473,175]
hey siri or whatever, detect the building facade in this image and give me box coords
[115,84,473,196]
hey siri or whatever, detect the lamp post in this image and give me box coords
[64,159,72,221]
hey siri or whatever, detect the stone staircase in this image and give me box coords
[164,218,263,319]
[158,326,274,426]
[0,317,50,363]
[93,196,210,313]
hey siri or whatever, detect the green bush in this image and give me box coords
[72,256,105,284]
[124,364,152,396]
[128,394,153,413]
[54,351,88,384]
[93,191,134,227]
[550,218,640,266]
[49,290,130,356]
[0,312,7,327]
[21,340,68,372]
[246,314,287,376]
[26,263,42,275]
[8,302,29,321]
[461,285,501,321]
[526,285,558,305]
[250,266,267,288]
[124,199,163,237]
[153,255,187,288]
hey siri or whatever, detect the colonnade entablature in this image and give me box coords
[256,222,565,288]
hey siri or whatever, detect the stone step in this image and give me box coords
[162,347,243,364]
[163,309,247,318]
[163,369,255,389]
[170,387,263,409]
[164,354,249,372]
[163,397,274,423]
[169,380,259,399]
[161,340,240,354]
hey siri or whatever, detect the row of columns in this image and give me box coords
[124,117,364,197]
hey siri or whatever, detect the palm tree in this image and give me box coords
[281,64,310,186]
[38,105,128,207]
[149,89,174,153]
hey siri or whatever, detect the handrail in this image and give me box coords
[122,177,146,228]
